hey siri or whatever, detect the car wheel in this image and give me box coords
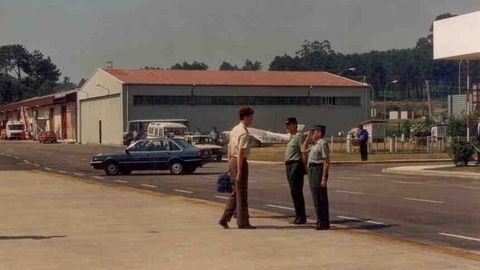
[104,161,119,175]
[169,161,184,175]
[120,169,132,175]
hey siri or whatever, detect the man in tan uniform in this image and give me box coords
[219,107,256,229]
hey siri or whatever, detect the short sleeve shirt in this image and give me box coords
[229,123,250,158]
[308,138,330,164]
[285,132,304,161]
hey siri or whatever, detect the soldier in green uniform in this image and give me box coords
[284,117,306,224]
[302,125,330,230]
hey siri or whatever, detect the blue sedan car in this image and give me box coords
[90,138,208,175]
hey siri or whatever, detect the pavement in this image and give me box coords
[1,170,479,270]
[383,164,480,179]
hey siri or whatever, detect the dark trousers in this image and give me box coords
[285,161,306,219]
[476,136,480,163]
[360,141,368,161]
[307,165,329,227]
[220,158,250,227]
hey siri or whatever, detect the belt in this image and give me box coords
[285,160,302,165]
[308,163,323,168]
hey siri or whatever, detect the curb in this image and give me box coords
[248,159,452,165]
[383,165,480,179]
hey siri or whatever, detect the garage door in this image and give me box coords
[80,94,122,145]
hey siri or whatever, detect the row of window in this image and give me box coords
[133,95,361,106]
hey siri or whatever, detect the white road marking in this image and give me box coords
[365,220,384,225]
[173,189,194,194]
[23,160,30,163]
[369,174,385,177]
[335,190,365,195]
[281,184,290,187]
[404,197,444,204]
[44,167,53,171]
[214,196,229,200]
[33,163,40,167]
[57,170,67,174]
[392,180,423,185]
[93,176,104,180]
[461,186,480,190]
[14,156,20,159]
[394,175,416,179]
[141,184,157,189]
[337,215,360,221]
[439,233,480,242]
[114,180,128,183]
[266,204,295,211]
[73,173,84,176]
[337,176,362,180]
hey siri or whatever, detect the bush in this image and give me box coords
[447,140,475,166]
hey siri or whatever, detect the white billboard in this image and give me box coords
[433,11,480,60]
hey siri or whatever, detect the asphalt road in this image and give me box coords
[1,141,479,251]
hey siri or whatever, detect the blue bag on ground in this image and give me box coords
[216,172,233,193]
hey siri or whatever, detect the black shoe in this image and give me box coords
[294,217,307,225]
[238,224,256,229]
[315,223,330,230]
[290,217,300,224]
[218,220,229,229]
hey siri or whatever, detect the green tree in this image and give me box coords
[241,59,262,71]
[219,61,238,70]
[170,61,208,70]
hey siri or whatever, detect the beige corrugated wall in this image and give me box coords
[80,94,122,145]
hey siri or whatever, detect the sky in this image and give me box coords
[1,0,479,83]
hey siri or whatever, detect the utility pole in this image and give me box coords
[425,80,432,118]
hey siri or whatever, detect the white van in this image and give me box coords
[6,121,25,140]
[147,122,188,139]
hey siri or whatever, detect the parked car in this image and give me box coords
[184,134,224,161]
[90,138,209,175]
[38,131,57,143]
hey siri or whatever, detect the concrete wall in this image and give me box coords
[126,85,369,136]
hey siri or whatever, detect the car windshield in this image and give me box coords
[9,124,23,130]
[192,136,212,144]
[127,140,149,151]
[165,127,187,136]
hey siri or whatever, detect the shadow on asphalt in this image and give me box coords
[0,235,67,241]
[255,225,315,230]
[332,219,398,230]
[110,172,223,176]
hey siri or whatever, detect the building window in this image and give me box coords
[133,95,361,106]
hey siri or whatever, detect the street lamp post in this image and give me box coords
[383,80,398,120]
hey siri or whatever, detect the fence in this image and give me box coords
[328,136,466,154]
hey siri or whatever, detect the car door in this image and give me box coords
[148,139,171,170]
[125,140,152,170]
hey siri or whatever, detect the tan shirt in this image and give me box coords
[229,123,250,159]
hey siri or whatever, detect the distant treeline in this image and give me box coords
[160,13,479,101]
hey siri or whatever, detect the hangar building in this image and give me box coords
[78,68,369,145]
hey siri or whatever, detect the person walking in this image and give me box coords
[356,124,369,162]
[219,107,256,229]
[302,125,331,230]
[284,117,306,225]
[475,117,480,164]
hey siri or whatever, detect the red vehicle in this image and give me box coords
[39,131,57,143]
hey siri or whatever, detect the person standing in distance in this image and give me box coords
[302,125,331,230]
[219,107,256,229]
[356,124,369,162]
[284,117,306,225]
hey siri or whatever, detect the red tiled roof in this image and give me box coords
[103,69,366,88]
